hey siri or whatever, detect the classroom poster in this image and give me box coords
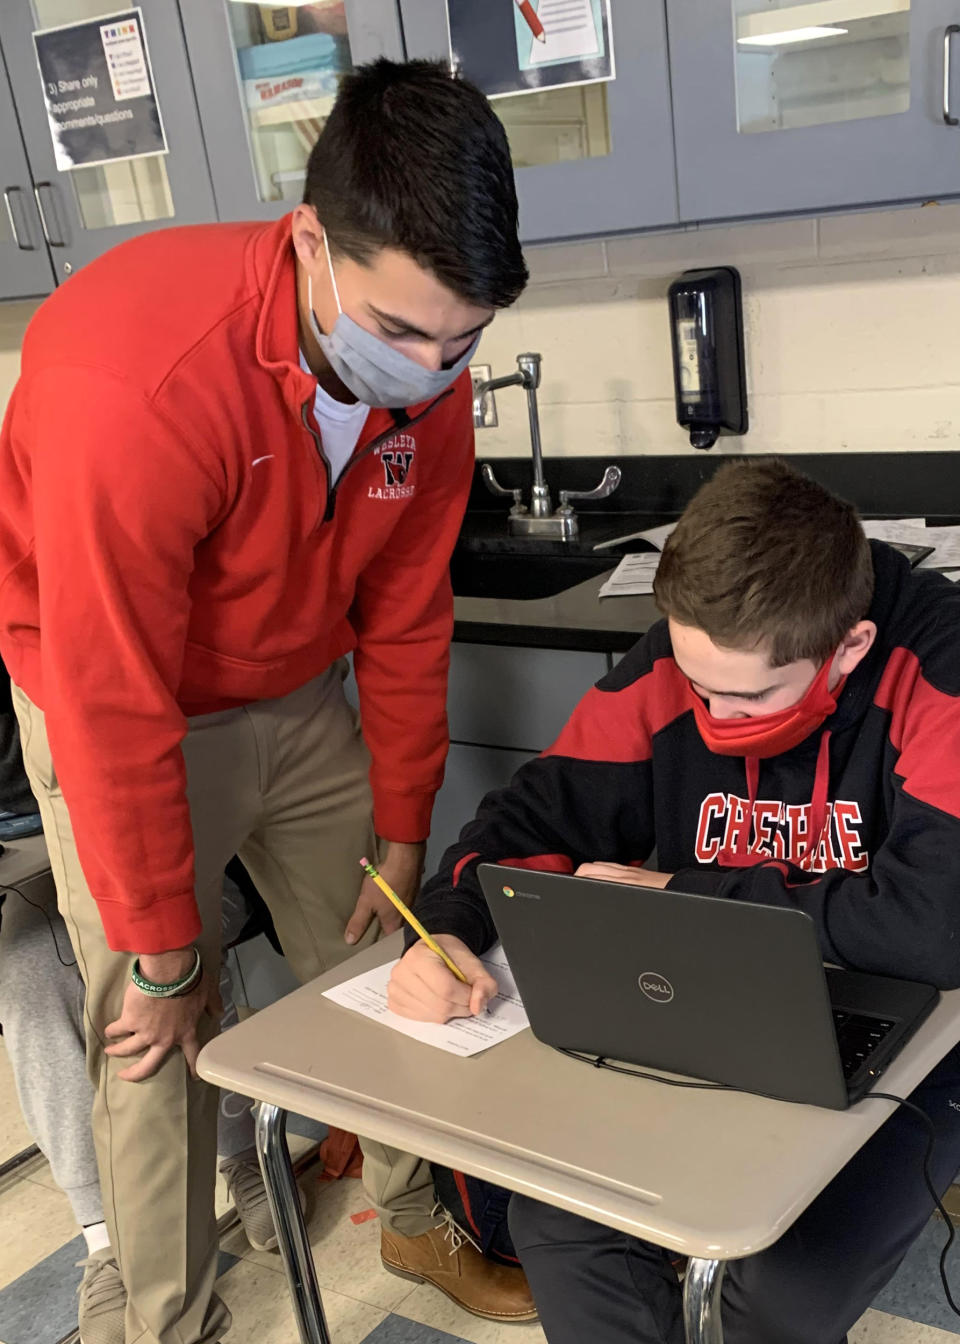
[447,0,615,100]
[33,8,167,172]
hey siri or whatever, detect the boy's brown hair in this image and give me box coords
[653,458,874,667]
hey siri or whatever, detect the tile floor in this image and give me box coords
[1,1036,959,1344]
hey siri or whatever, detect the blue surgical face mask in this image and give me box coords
[306,231,481,409]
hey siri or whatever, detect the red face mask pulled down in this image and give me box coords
[689,657,844,759]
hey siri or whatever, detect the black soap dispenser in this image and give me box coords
[668,266,748,450]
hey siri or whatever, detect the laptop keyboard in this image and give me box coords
[832,1010,896,1080]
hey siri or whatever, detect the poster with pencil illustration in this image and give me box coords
[447,0,614,100]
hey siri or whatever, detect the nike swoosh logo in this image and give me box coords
[252,455,275,467]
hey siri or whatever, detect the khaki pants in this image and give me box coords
[13,665,436,1344]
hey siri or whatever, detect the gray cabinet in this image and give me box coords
[425,743,533,876]
[5,0,960,286]
[446,643,607,750]
[347,641,606,869]
[0,1,216,283]
[179,0,404,222]
[425,643,607,873]
[399,0,679,242]
[0,45,55,299]
[668,0,960,221]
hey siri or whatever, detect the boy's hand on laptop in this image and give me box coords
[388,936,498,1023]
[576,862,673,889]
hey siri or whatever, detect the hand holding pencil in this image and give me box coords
[361,858,499,1022]
[360,857,467,981]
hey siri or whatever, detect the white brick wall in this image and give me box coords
[474,201,960,458]
[3,200,960,457]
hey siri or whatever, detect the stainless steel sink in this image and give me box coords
[450,551,616,601]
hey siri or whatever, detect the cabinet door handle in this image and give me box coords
[3,186,36,250]
[33,181,69,246]
[945,25,959,126]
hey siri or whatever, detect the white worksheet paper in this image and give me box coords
[863,519,960,568]
[920,525,960,567]
[861,519,926,542]
[593,520,960,600]
[598,552,661,597]
[594,521,676,553]
[322,942,529,1057]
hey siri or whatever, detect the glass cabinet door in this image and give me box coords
[399,0,679,242]
[0,0,216,282]
[0,43,56,299]
[733,0,911,135]
[179,1,405,220]
[667,0,960,221]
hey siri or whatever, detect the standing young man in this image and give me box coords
[390,459,960,1342]
[0,59,531,1344]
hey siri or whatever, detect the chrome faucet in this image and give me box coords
[474,352,621,541]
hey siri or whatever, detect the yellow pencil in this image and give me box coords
[359,857,469,983]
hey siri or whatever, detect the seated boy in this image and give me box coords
[389,458,960,1344]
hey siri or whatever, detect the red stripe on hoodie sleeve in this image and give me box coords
[498,854,574,874]
[543,656,691,764]
[874,645,960,818]
[452,852,480,887]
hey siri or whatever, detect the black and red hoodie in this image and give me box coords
[413,541,960,989]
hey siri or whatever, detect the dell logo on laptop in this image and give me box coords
[639,972,674,1004]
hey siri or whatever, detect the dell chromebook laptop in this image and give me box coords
[479,865,939,1110]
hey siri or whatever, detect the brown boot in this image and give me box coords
[381,1209,538,1322]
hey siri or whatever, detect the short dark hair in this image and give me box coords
[653,458,875,667]
[303,58,527,310]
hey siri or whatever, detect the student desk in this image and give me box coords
[198,935,960,1344]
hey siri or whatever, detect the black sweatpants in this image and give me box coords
[510,1044,960,1344]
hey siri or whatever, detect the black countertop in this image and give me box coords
[453,569,658,653]
[450,452,960,654]
[452,510,665,653]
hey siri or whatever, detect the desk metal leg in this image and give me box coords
[255,1104,332,1344]
[683,1258,726,1344]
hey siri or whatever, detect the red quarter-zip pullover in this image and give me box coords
[0,216,474,952]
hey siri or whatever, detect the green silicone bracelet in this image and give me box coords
[131,947,202,999]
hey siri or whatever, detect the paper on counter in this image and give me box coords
[862,519,960,568]
[322,942,529,1057]
[594,519,960,599]
[595,518,960,565]
[919,525,960,568]
[598,552,661,598]
[633,522,677,551]
[861,519,926,543]
[593,521,676,552]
